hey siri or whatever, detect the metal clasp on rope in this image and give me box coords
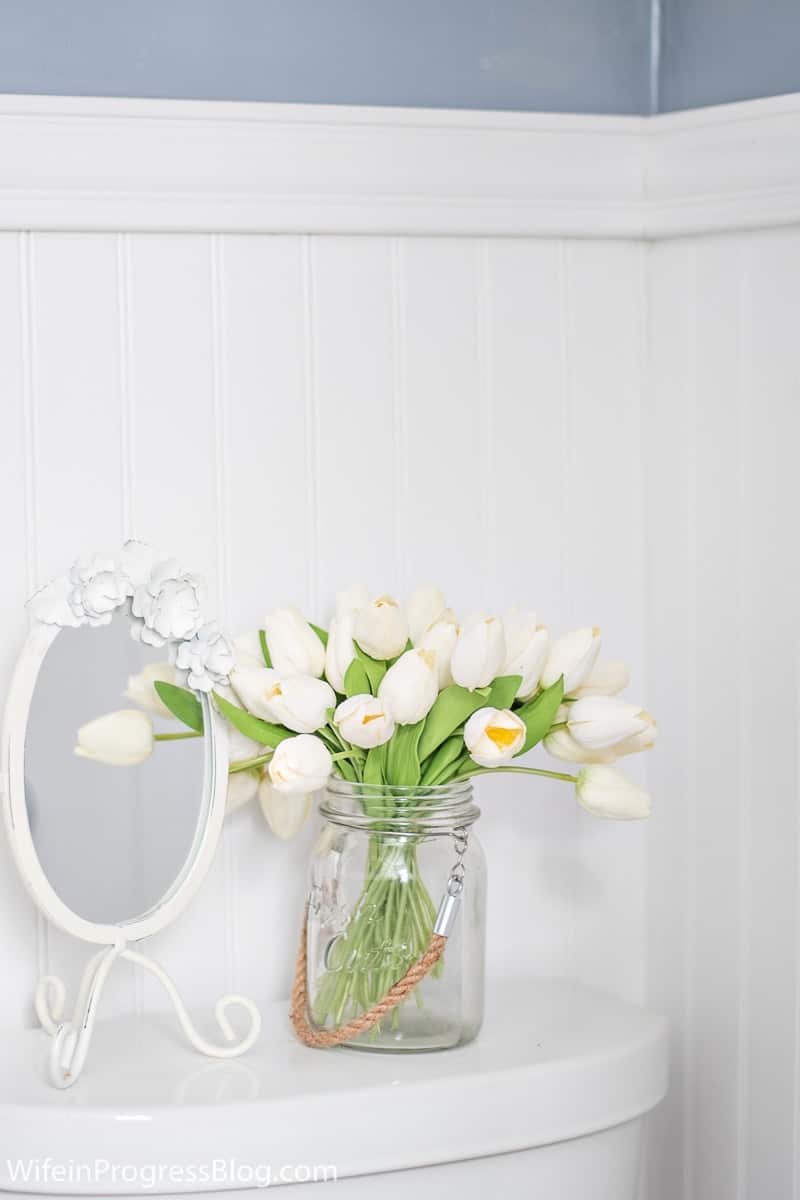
[434,826,469,938]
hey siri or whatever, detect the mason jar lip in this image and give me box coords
[321,777,480,834]
[326,778,475,800]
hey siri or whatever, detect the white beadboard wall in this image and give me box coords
[0,230,648,1028]
[645,227,800,1200]
[1,91,800,1200]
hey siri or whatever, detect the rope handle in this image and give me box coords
[290,827,469,1049]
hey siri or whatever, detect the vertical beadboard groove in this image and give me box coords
[475,240,496,591]
[736,236,752,1200]
[116,232,135,542]
[557,241,573,625]
[302,236,320,617]
[18,231,48,988]
[683,242,699,1200]
[636,237,650,813]
[116,230,143,1016]
[210,232,236,994]
[18,235,40,612]
[555,238,580,986]
[390,237,409,595]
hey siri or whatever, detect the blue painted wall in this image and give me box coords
[0,0,651,114]
[659,0,800,112]
[1,0,799,116]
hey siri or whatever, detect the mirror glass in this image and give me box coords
[24,617,206,925]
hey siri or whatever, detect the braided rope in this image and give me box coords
[290,909,447,1049]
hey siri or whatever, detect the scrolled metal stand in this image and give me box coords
[35,940,262,1089]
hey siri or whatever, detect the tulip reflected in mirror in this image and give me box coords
[24,619,205,924]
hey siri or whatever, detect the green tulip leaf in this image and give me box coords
[258,629,273,668]
[310,622,328,648]
[154,682,204,733]
[354,644,387,694]
[363,743,387,786]
[343,658,371,699]
[213,691,292,748]
[421,734,466,786]
[486,674,523,710]
[386,721,424,787]
[515,677,564,756]
[417,685,487,763]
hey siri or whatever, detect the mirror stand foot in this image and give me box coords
[35,945,261,1089]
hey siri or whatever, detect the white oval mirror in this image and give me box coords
[25,619,211,929]
[1,542,261,1087]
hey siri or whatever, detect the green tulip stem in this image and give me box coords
[331,749,362,763]
[153,731,202,742]
[454,765,578,784]
[228,751,273,774]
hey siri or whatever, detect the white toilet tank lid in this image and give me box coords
[0,980,668,1193]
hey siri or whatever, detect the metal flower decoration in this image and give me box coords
[27,541,232,692]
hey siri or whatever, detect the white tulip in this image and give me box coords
[407,586,447,645]
[231,667,333,733]
[258,776,313,839]
[611,717,658,757]
[464,707,526,767]
[231,667,283,720]
[266,675,335,734]
[576,765,651,820]
[544,724,617,765]
[354,594,409,660]
[378,648,439,725]
[567,696,651,750]
[232,631,266,671]
[75,709,153,766]
[262,607,325,678]
[419,617,459,688]
[124,662,178,719]
[571,658,630,698]
[541,627,601,695]
[450,617,506,691]
[226,769,259,814]
[502,609,550,700]
[268,734,333,795]
[334,694,395,749]
[325,613,357,694]
[335,583,370,619]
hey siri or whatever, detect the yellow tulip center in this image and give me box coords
[486,724,519,749]
[266,684,282,700]
[362,712,384,725]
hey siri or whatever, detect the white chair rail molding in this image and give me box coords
[0,87,797,1200]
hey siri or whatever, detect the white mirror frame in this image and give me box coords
[0,544,261,1088]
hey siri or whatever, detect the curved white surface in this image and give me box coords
[0,980,668,1195]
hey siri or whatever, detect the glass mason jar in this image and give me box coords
[305,780,486,1052]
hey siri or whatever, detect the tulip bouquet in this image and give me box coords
[124,584,655,1025]
[73,569,656,1026]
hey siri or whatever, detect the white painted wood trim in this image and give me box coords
[0,94,645,237]
[645,93,800,237]
[1,92,798,238]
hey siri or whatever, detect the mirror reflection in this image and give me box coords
[25,619,205,925]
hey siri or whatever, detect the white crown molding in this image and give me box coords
[0,91,799,238]
[645,93,800,237]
